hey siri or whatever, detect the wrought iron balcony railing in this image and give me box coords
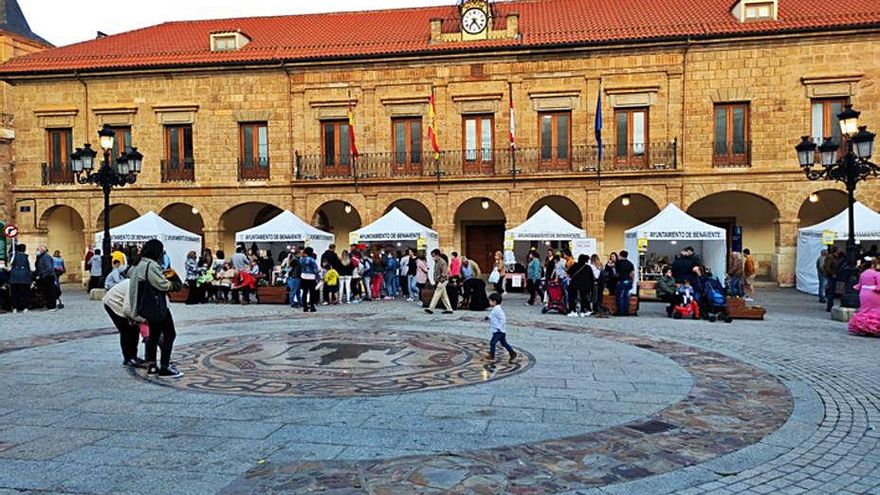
[160,159,195,183]
[712,141,752,168]
[238,156,270,181]
[294,141,677,182]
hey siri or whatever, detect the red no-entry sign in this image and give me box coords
[2,224,18,238]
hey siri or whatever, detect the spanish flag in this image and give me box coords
[348,101,359,159]
[428,92,440,160]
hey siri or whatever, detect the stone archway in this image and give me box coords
[314,200,363,248]
[454,197,506,271]
[386,199,433,228]
[160,203,205,241]
[95,204,138,231]
[219,202,283,253]
[528,195,583,228]
[687,191,780,280]
[603,194,660,254]
[798,189,848,228]
[40,205,86,282]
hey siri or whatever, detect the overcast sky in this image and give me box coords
[19,0,455,47]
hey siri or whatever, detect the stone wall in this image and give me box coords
[7,29,880,285]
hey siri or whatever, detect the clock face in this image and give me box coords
[462,8,488,35]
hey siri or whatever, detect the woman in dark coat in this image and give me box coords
[567,254,595,317]
[9,243,32,312]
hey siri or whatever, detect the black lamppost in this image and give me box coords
[71,124,143,278]
[795,104,877,308]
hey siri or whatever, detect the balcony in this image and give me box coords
[41,162,73,185]
[712,141,752,168]
[161,158,195,182]
[238,156,270,181]
[295,141,677,182]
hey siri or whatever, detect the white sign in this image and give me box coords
[570,237,597,258]
[503,250,516,265]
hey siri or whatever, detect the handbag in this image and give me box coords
[488,268,501,284]
[136,279,169,323]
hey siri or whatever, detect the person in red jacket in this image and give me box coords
[232,269,256,304]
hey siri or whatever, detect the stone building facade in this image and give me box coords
[0,0,51,225]
[1,0,878,283]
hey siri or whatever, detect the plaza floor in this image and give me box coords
[0,286,878,494]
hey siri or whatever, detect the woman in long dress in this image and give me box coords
[848,258,880,337]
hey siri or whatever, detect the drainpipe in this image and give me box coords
[75,71,90,137]
[680,37,691,174]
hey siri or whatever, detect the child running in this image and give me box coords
[486,293,517,363]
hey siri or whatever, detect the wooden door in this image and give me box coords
[465,224,505,274]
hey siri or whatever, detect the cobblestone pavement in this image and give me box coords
[0,286,878,494]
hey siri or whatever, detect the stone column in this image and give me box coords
[585,193,604,254]
[203,227,223,252]
[774,218,799,287]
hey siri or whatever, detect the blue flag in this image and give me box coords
[595,88,603,162]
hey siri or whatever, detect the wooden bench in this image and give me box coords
[602,293,640,315]
[726,297,766,320]
[638,280,661,302]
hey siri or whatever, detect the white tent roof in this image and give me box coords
[625,203,725,241]
[799,202,880,239]
[96,211,201,244]
[352,207,439,242]
[235,210,334,243]
[506,205,586,240]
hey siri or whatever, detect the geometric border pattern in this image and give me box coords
[220,321,793,494]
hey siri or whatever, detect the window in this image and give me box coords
[392,117,422,174]
[239,122,269,179]
[46,128,73,184]
[213,36,236,51]
[210,32,250,52]
[615,108,648,167]
[539,111,571,169]
[163,124,194,181]
[322,120,351,175]
[812,98,848,149]
[109,126,132,162]
[745,2,773,19]
[463,115,494,173]
[713,103,750,166]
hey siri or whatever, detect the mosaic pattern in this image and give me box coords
[133,329,533,397]
[220,321,793,494]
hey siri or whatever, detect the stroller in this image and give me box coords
[702,278,733,323]
[671,284,700,320]
[542,279,567,314]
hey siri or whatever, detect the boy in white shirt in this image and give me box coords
[486,293,517,363]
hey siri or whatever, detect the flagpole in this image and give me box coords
[595,78,603,183]
[349,88,358,192]
[509,81,517,189]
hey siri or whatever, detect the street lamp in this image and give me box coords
[73,124,141,279]
[795,104,878,308]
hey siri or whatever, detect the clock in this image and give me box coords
[462,8,488,35]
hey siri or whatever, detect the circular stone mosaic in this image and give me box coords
[134,329,533,397]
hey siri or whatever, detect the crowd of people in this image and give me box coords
[0,243,66,312]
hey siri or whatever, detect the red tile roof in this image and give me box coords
[1,0,879,76]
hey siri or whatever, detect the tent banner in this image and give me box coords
[638,230,724,240]
[512,231,582,240]
[238,233,306,242]
[358,232,421,242]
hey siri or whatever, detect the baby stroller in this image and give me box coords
[671,285,700,320]
[702,278,733,323]
[542,279,567,315]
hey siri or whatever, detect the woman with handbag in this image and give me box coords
[299,247,320,313]
[128,239,181,378]
[490,250,506,294]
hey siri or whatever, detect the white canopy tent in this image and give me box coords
[95,211,202,277]
[625,204,727,291]
[797,202,880,294]
[235,210,334,257]
[505,205,592,263]
[351,207,440,275]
